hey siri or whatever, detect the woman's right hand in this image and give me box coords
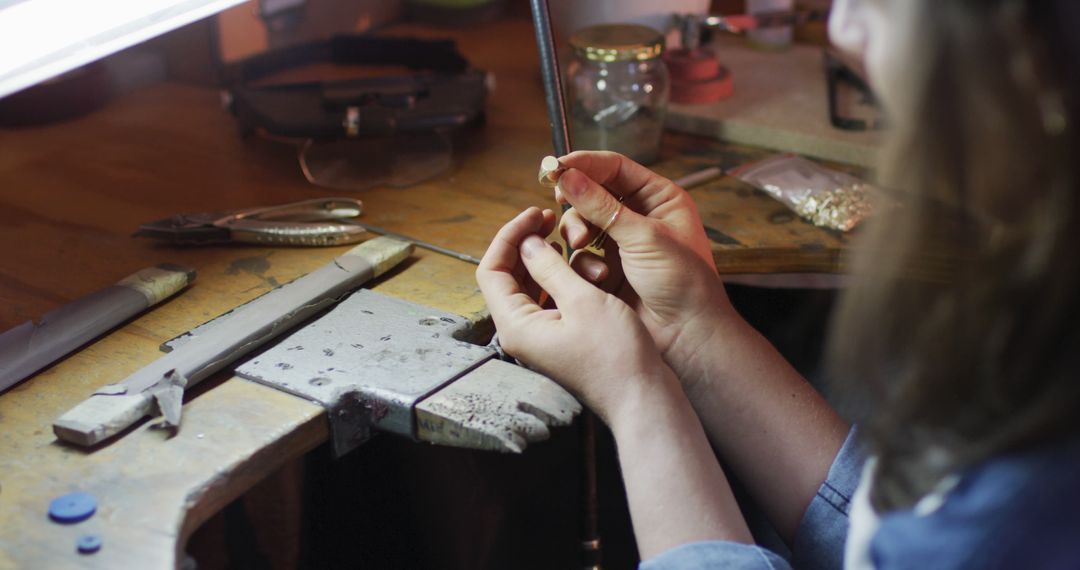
[555,152,850,543]
[474,207,678,427]
[553,151,741,383]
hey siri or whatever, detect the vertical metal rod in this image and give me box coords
[579,413,601,569]
[528,1,600,568]
[529,0,573,157]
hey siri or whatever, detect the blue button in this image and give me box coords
[48,492,97,523]
[77,533,102,554]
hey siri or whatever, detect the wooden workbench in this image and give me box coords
[0,16,852,569]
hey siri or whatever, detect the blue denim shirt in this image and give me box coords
[640,430,1080,569]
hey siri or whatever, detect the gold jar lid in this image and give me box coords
[569,24,665,63]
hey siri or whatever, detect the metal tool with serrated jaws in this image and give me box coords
[135,197,483,263]
[134,197,368,247]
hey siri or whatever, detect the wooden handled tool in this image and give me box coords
[0,264,194,395]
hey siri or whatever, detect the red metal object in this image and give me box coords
[665,48,734,104]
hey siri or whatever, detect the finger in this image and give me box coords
[602,242,628,296]
[558,207,595,250]
[554,186,568,207]
[518,208,559,290]
[569,250,609,283]
[489,206,554,285]
[524,241,564,301]
[479,207,548,273]
[477,260,542,332]
[558,168,652,249]
[519,234,596,308]
[538,208,558,238]
[557,150,672,206]
[477,208,550,324]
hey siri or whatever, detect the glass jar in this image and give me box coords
[567,24,670,165]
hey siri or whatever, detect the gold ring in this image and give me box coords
[600,201,623,232]
[537,155,565,188]
[589,198,624,249]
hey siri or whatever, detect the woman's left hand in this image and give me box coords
[476,207,672,425]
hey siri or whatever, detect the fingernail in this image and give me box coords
[521,235,546,259]
[571,227,588,248]
[586,264,603,281]
[561,170,587,197]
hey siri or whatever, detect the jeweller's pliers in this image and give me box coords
[133,198,368,247]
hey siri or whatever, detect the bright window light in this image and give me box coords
[0,0,246,98]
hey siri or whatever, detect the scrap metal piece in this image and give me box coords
[53,237,413,447]
[152,370,188,428]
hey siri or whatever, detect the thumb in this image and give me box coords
[558,168,648,248]
[519,235,595,308]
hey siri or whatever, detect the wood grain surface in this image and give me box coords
[0,16,857,569]
[666,37,881,168]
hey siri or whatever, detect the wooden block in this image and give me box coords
[665,39,881,168]
[52,393,152,447]
[415,359,582,453]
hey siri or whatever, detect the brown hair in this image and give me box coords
[827,0,1080,510]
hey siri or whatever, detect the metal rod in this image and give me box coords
[674,166,725,189]
[529,0,572,157]
[354,222,482,265]
[580,413,602,569]
[528,1,600,567]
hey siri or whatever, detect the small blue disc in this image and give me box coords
[48,492,97,523]
[77,533,102,554]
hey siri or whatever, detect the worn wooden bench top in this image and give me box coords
[0,16,855,569]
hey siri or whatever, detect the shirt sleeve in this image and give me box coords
[639,429,864,570]
[640,541,793,570]
[790,427,864,570]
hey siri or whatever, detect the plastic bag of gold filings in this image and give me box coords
[729,154,881,232]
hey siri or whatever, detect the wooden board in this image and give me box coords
[665,38,881,168]
[0,16,861,569]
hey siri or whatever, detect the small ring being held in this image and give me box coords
[538,156,566,188]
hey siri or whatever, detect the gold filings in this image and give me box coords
[730,155,880,233]
[780,183,874,233]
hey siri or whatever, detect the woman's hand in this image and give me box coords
[475,207,673,425]
[477,207,756,556]
[554,151,739,386]
[554,153,849,542]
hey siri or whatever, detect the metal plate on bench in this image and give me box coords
[236,289,495,455]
